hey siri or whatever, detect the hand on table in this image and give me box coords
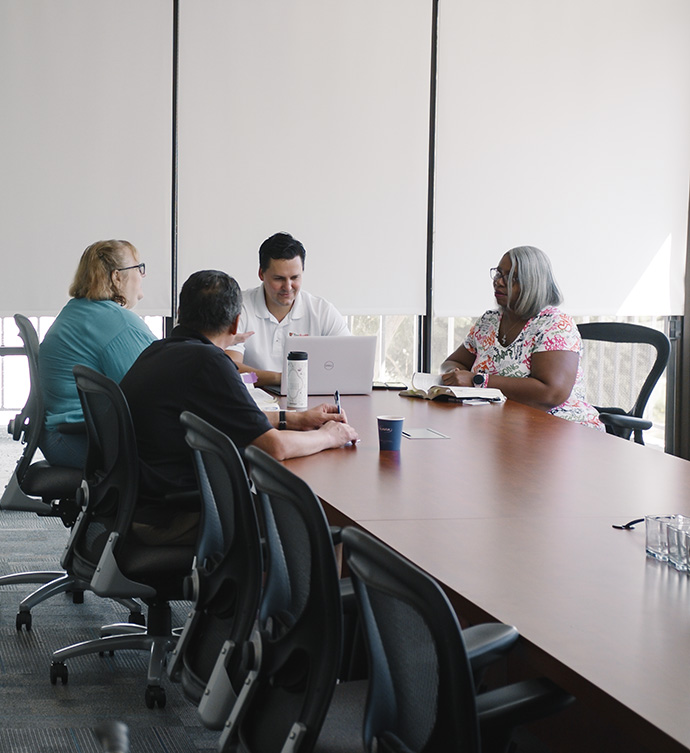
[441,368,473,387]
[317,419,359,448]
[295,403,349,430]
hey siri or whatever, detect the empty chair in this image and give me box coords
[219,446,521,753]
[0,314,95,630]
[49,365,195,708]
[167,411,263,730]
[218,444,365,753]
[341,526,573,753]
[577,322,670,444]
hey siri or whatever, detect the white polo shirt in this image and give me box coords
[228,285,350,372]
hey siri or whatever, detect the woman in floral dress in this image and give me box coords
[441,246,603,429]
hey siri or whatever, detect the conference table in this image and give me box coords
[282,391,690,753]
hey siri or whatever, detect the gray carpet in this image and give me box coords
[0,421,218,753]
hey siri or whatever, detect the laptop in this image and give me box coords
[273,335,377,395]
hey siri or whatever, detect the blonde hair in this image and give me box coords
[69,240,139,306]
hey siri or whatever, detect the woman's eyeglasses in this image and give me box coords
[490,267,518,284]
[116,263,146,276]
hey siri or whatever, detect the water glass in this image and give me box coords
[645,515,676,561]
[667,516,690,571]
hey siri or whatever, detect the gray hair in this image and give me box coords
[506,246,562,318]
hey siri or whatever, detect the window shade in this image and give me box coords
[433,0,690,318]
[176,0,431,315]
[0,0,172,317]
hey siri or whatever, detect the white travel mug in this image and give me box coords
[286,351,308,411]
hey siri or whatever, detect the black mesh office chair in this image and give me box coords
[577,322,670,444]
[0,314,122,631]
[167,411,264,730]
[49,365,196,708]
[218,444,366,753]
[225,449,519,753]
[341,526,573,753]
[1,314,83,520]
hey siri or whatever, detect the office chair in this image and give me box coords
[341,526,573,753]
[217,444,366,753]
[0,314,139,632]
[49,365,196,708]
[167,411,264,730]
[222,448,518,753]
[577,322,670,444]
[1,314,83,519]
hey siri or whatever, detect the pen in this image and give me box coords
[334,389,341,414]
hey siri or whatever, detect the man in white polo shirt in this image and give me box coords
[226,232,350,386]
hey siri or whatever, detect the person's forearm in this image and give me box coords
[440,359,468,373]
[226,350,281,386]
[265,410,306,430]
[480,374,569,412]
[252,427,338,461]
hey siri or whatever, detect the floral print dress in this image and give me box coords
[464,307,604,430]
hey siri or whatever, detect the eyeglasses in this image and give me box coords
[490,267,518,284]
[116,263,146,276]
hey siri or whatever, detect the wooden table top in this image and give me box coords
[283,391,690,752]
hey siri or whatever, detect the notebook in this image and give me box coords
[274,335,377,396]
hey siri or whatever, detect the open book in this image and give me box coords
[400,372,505,403]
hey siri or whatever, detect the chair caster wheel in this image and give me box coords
[129,610,146,627]
[50,662,68,685]
[16,611,32,631]
[71,589,85,604]
[145,684,166,709]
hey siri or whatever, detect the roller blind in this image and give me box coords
[433,0,690,318]
[0,0,173,317]
[176,0,431,315]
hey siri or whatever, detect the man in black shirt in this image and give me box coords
[121,270,358,543]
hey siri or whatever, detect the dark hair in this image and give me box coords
[258,232,306,272]
[178,270,242,334]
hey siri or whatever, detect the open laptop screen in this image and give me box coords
[275,335,377,395]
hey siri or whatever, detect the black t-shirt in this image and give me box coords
[120,325,272,499]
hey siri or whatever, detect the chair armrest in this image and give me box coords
[463,622,520,672]
[476,677,573,731]
[329,525,342,545]
[598,413,652,432]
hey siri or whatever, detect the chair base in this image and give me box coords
[0,473,50,514]
[0,571,143,631]
[50,601,178,708]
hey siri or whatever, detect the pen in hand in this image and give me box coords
[334,389,341,414]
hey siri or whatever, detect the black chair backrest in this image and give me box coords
[342,526,480,753]
[66,365,141,582]
[177,411,263,714]
[577,322,670,437]
[236,445,343,753]
[12,314,45,482]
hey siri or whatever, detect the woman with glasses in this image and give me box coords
[441,245,602,429]
[38,239,157,467]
